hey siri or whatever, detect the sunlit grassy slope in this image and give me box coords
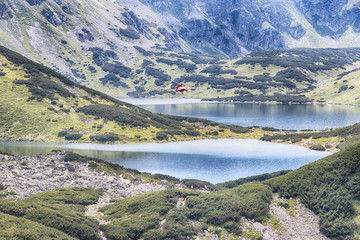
[105,47,360,105]
[0,45,266,142]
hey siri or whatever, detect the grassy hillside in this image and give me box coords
[265,143,360,239]
[0,45,267,142]
[0,183,272,240]
[104,47,360,104]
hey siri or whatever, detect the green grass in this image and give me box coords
[0,188,102,240]
[0,212,77,240]
[99,183,272,239]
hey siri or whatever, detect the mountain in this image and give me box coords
[1,0,360,102]
[0,45,252,142]
[2,0,360,60]
[139,0,360,56]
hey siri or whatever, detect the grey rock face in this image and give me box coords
[297,0,360,38]
[139,0,360,57]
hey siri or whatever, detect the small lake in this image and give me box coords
[0,140,330,184]
[121,98,360,130]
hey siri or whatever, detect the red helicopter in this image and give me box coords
[175,83,192,94]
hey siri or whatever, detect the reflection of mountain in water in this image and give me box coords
[139,102,360,130]
[0,140,329,184]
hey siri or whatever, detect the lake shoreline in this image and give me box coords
[119,97,360,106]
[0,139,331,184]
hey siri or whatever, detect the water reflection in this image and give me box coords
[134,102,360,130]
[0,140,330,184]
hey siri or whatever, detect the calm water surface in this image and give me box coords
[121,98,360,130]
[0,140,330,184]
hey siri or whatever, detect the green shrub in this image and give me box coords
[99,183,272,238]
[156,58,197,73]
[0,212,77,240]
[0,188,102,240]
[90,133,120,142]
[216,170,291,190]
[120,27,140,39]
[58,130,68,137]
[182,179,214,189]
[64,133,83,141]
[266,143,360,239]
[78,104,151,128]
[152,174,179,182]
[310,144,326,151]
[14,74,74,99]
[145,67,171,86]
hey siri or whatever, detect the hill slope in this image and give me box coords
[265,143,360,239]
[0,45,255,142]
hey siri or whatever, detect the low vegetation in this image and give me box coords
[266,143,360,239]
[0,188,102,240]
[260,122,360,151]
[100,183,272,239]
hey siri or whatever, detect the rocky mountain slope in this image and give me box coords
[2,0,360,60]
[1,0,360,103]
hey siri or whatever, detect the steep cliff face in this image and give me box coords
[297,0,360,38]
[138,0,360,57]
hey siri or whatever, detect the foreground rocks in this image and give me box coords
[0,152,168,199]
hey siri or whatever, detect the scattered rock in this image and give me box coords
[0,152,168,199]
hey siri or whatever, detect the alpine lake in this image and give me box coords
[3,99,360,184]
